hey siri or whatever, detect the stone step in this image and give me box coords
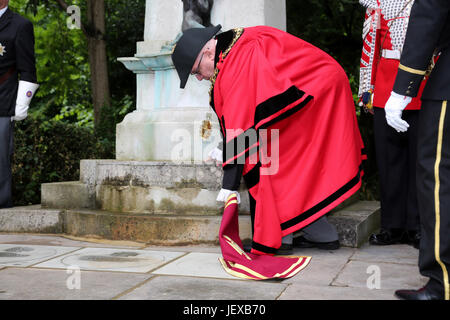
[40,160,360,217]
[328,200,381,248]
[0,200,380,248]
[40,160,252,214]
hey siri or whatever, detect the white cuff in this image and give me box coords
[216,189,240,204]
[208,147,223,162]
[391,91,408,100]
[16,80,39,108]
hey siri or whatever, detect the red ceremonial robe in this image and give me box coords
[210,26,366,255]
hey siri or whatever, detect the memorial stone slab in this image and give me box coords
[0,267,152,300]
[34,247,185,273]
[0,244,80,267]
[152,252,236,279]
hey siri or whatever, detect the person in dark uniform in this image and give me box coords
[384,0,450,300]
[0,0,39,209]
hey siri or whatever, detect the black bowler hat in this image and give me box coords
[172,24,222,89]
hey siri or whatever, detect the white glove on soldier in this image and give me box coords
[11,80,40,121]
[385,91,412,132]
[216,189,240,204]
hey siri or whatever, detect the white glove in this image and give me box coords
[11,80,40,121]
[385,91,412,133]
[207,147,222,162]
[216,189,240,204]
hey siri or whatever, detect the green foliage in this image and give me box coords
[12,94,135,205]
[286,0,379,200]
[105,0,145,100]
[8,0,143,205]
[11,118,106,206]
[287,0,365,97]
[11,0,91,121]
[9,0,379,204]
[95,95,136,159]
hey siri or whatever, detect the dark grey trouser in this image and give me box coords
[249,192,339,244]
[0,117,13,208]
[282,216,339,244]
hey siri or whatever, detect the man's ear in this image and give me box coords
[204,40,216,59]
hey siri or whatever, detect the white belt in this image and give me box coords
[381,49,401,60]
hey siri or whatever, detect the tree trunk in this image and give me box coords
[86,0,110,127]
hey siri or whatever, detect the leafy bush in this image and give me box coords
[95,95,135,159]
[287,0,379,201]
[11,94,135,206]
[11,118,105,206]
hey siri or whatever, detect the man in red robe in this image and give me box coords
[172,25,366,255]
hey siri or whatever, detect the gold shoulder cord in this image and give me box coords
[209,28,244,104]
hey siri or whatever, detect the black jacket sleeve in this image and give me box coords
[222,164,244,190]
[393,0,450,97]
[15,19,37,83]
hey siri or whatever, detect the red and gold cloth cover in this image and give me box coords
[218,194,311,280]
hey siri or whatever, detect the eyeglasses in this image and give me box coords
[191,52,204,76]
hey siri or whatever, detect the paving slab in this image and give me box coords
[350,243,419,265]
[0,244,80,267]
[118,275,287,300]
[143,244,222,254]
[332,260,428,290]
[0,233,146,249]
[283,247,355,286]
[152,252,237,280]
[34,247,185,273]
[0,267,151,300]
[278,284,397,300]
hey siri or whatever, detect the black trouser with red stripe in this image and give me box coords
[373,107,420,232]
[416,99,450,299]
[0,117,13,209]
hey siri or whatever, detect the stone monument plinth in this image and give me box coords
[2,0,382,247]
[38,0,287,243]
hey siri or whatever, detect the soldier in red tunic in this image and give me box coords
[359,0,427,248]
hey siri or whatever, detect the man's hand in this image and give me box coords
[385,91,412,132]
[216,189,240,204]
[206,147,222,166]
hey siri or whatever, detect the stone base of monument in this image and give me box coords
[40,160,251,214]
[0,201,380,247]
[1,159,380,247]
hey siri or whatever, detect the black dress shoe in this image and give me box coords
[395,287,443,300]
[369,229,407,246]
[276,243,293,255]
[406,230,420,249]
[292,236,340,250]
[242,240,252,253]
